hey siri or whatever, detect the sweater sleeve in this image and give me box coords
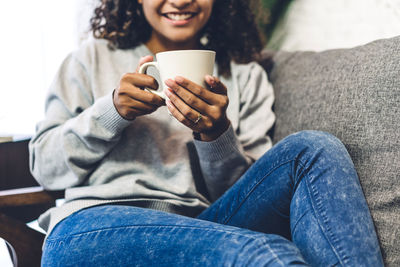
[193,62,275,201]
[29,53,131,190]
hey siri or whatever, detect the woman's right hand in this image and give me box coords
[113,55,165,120]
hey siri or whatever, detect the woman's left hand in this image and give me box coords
[164,75,230,142]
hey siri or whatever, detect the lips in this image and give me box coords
[163,12,196,21]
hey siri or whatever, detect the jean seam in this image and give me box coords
[222,159,294,225]
[304,169,348,266]
[46,224,268,243]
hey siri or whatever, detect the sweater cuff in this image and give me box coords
[95,92,132,135]
[193,125,243,162]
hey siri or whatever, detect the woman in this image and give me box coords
[30,0,383,266]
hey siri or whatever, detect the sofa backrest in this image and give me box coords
[262,36,400,266]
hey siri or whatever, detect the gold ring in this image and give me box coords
[194,113,202,124]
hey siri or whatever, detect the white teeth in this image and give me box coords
[165,13,193,21]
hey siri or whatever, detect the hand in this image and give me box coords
[113,56,165,120]
[164,75,230,141]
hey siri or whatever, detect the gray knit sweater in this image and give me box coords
[29,39,275,234]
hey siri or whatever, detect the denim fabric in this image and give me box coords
[42,131,383,266]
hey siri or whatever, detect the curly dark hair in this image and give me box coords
[90,0,264,77]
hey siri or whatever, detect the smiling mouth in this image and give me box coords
[163,12,196,21]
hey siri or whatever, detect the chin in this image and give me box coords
[174,37,196,43]
[165,31,198,43]
[168,38,198,47]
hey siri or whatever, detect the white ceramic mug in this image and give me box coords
[138,50,216,99]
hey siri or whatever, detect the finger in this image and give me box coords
[174,76,216,104]
[135,55,154,72]
[164,79,209,114]
[119,83,165,106]
[164,87,201,124]
[120,96,159,112]
[166,98,200,131]
[114,98,158,120]
[204,75,229,108]
[175,76,228,108]
[123,106,157,119]
[122,73,159,90]
[205,75,227,95]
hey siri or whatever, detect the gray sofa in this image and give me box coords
[260,36,400,266]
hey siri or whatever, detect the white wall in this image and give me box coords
[0,0,94,137]
[268,0,400,51]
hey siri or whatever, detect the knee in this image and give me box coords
[284,130,345,152]
[276,130,352,166]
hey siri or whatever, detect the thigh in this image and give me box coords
[42,205,308,267]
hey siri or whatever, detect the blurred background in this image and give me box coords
[0,0,94,140]
[0,0,399,140]
[261,0,400,51]
[0,0,399,265]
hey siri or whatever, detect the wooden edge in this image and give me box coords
[0,187,56,208]
[0,186,44,196]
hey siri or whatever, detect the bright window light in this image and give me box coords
[0,0,93,138]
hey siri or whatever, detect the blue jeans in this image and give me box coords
[42,131,383,266]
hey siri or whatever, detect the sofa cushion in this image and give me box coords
[266,36,400,266]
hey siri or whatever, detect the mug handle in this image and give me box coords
[138,61,165,99]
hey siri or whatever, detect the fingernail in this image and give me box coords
[165,79,174,87]
[175,76,184,83]
[206,75,215,85]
